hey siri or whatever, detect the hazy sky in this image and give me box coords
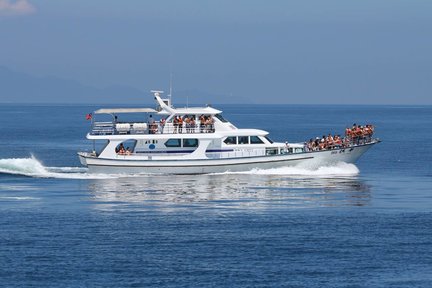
[1,0,431,104]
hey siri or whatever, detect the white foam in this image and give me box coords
[213,162,360,177]
[0,196,38,200]
[0,156,113,179]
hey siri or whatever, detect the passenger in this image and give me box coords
[345,127,351,138]
[369,124,375,135]
[204,116,210,132]
[190,117,196,133]
[284,141,290,154]
[152,124,158,134]
[334,135,342,148]
[359,125,366,143]
[356,125,363,144]
[320,136,326,149]
[326,134,334,149]
[343,136,351,147]
[306,139,313,152]
[314,137,320,151]
[185,116,191,133]
[199,115,205,133]
[126,147,131,155]
[319,141,326,150]
[365,124,374,142]
[207,117,215,132]
[173,116,179,133]
[118,145,126,155]
[148,115,156,134]
[369,124,375,141]
[158,118,166,134]
[117,143,125,154]
[178,116,183,133]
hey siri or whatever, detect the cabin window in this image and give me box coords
[250,136,264,144]
[96,140,109,155]
[115,140,137,154]
[164,139,181,147]
[183,139,199,147]
[264,136,274,144]
[224,136,237,145]
[266,148,278,155]
[214,114,228,123]
[238,136,249,145]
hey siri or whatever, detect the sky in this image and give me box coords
[0,0,431,104]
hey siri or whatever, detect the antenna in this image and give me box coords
[167,72,173,104]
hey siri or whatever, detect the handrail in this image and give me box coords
[304,137,378,152]
[90,121,215,135]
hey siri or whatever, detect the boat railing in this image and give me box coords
[90,121,215,135]
[206,149,266,159]
[304,137,379,152]
[91,122,115,135]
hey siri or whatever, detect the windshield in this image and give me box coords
[214,114,228,123]
[264,136,274,144]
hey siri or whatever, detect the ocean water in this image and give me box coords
[0,104,431,287]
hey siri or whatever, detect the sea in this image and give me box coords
[0,104,431,287]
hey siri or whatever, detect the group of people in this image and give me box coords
[345,124,374,143]
[172,115,214,133]
[145,114,215,134]
[304,123,375,151]
[199,115,215,133]
[115,143,132,155]
[173,115,195,133]
[305,134,346,151]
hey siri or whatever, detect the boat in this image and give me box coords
[78,91,380,174]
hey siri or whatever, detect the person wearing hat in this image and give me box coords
[284,141,290,154]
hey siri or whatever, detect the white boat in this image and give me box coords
[78,91,380,174]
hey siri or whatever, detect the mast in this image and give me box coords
[168,72,173,105]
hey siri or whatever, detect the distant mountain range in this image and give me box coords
[0,66,249,105]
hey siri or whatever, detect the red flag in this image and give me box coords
[86,113,92,120]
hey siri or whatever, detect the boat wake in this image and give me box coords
[0,156,359,179]
[213,162,360,177]
[0,156,112,179]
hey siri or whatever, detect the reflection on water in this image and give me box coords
[87,174,371,211]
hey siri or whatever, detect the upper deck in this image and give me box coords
[88,91,236,136]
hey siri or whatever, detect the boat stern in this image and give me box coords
[77,151,95,167]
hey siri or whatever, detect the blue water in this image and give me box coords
[1,104,432,287]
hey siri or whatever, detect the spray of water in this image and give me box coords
[0,156,112,179]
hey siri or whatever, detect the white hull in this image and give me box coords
[79,142,376,174]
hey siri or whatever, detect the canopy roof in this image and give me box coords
[94,108,157,114]
[172,107,222,115]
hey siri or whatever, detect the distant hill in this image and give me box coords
[0,66,249,105]
[0,66,148,104]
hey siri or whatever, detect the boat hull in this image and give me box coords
[78,142,377,174]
